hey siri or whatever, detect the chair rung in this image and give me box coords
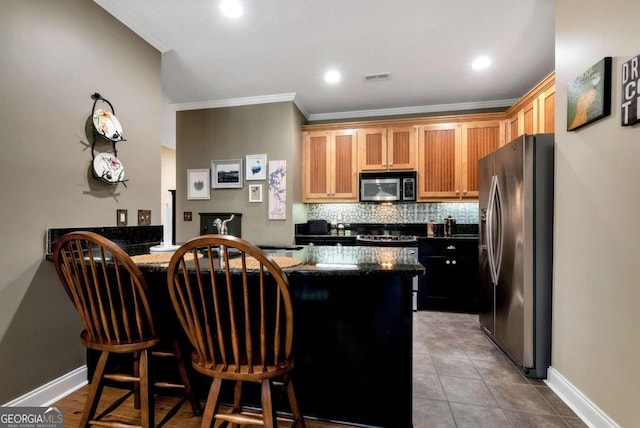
[214,410,294,426]
[103,374,139,383]
[151,351,174,358]
[154,381,186,389]
[215,412,264,425]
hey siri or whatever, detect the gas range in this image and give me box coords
[355,234,418,247]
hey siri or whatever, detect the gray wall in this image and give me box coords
[0,0,161,404]
[176,102,306,245]
[553,1,640,425]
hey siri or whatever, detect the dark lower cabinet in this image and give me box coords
[418,238,486,313]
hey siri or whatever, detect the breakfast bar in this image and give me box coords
[46,228,423,428]
[139,245,423,428]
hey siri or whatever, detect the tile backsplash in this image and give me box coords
[306,202,479,225]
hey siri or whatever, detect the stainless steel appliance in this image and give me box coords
[355,234,417,246]
[359,171,416,202]
[356,234,419,310]
[478,133,554,379]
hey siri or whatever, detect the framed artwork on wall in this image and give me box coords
[187,168,210,200]
[567,57,612,131]
[268,160,286,220]
[249,184,263,202]
[621,53,640,126]
[211,159,243,189]
[245,154,267,180]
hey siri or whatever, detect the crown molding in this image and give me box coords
[170,93,298,111]
[307,99,518,122]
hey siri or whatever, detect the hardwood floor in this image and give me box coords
[53,311,587,427]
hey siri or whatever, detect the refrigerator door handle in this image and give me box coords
[493,177,504,281]
[486,175,498,285]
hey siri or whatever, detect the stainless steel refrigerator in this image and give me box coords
[478,133,554,379]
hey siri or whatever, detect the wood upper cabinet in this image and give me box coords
[302,129,358,202]
[417,120,503,200]
[505,72,555,141]
[417,123,461,199]
[358,126,416,171]
[461,120,504,198]
[538,86,555,133]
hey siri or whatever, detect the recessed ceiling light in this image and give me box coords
[220,0,243,18]
[324,70,341,84]
[472,56,491,70]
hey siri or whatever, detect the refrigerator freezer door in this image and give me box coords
[493,137,527,367]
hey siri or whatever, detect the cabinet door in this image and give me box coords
[331,130,358,199]
[537,86,555,133]
[523,100,535,136]
[461,120,504,198]
[303,131,332,200]
[417,123,461,199]
[387,126,417,170]
[303,130,357,201]
[357,128,387,171]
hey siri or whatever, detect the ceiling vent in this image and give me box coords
[363,72,391,82]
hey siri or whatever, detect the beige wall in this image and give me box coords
[0,0,161,404]
[554,1,640,425]
[175,102,305,245]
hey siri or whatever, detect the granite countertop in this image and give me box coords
[138,245,424,277]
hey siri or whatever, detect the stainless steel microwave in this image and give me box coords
[359,171,417,202]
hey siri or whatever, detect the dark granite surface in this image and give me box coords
[45,226,163,258]
[295,222,478,246]
[137,245,424,277]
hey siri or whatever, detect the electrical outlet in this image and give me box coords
[184,211,193,221]
[116,209,128,226]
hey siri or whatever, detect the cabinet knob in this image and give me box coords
[463,189,468,195]
[446,245,456,250]
[446,260,451,265]
[388,162,393,166]
[455,189,460,195]
[382,163,387,167]
[452,260,457,265]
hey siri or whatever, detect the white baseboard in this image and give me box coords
[2,366,88,407]
[546,367,621,428]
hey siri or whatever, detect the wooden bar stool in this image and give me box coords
[167,235,305,428]
[53,231,200,428]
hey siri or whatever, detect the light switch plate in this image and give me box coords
[138,210,151,226]
[184,211,193,221]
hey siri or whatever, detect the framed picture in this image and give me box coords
[621,53,640,126]
[211,159,243,189]
[187,168,210,200]
[268,160,287,220]
[567,57,612,131]
[249,184,263,202]
[246,154,267,180]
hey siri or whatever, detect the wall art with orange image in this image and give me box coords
[567,57,612,131]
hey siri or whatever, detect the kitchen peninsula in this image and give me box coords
[142,245,423,428]
[46,228,423,428]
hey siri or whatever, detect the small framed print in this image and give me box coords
[212,159,243,189]
[187,169,210,200]
[246,154,267,181]
[249,184,263,203]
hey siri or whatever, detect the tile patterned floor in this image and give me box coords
[413,311,587,428]
[54,310,589,427]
